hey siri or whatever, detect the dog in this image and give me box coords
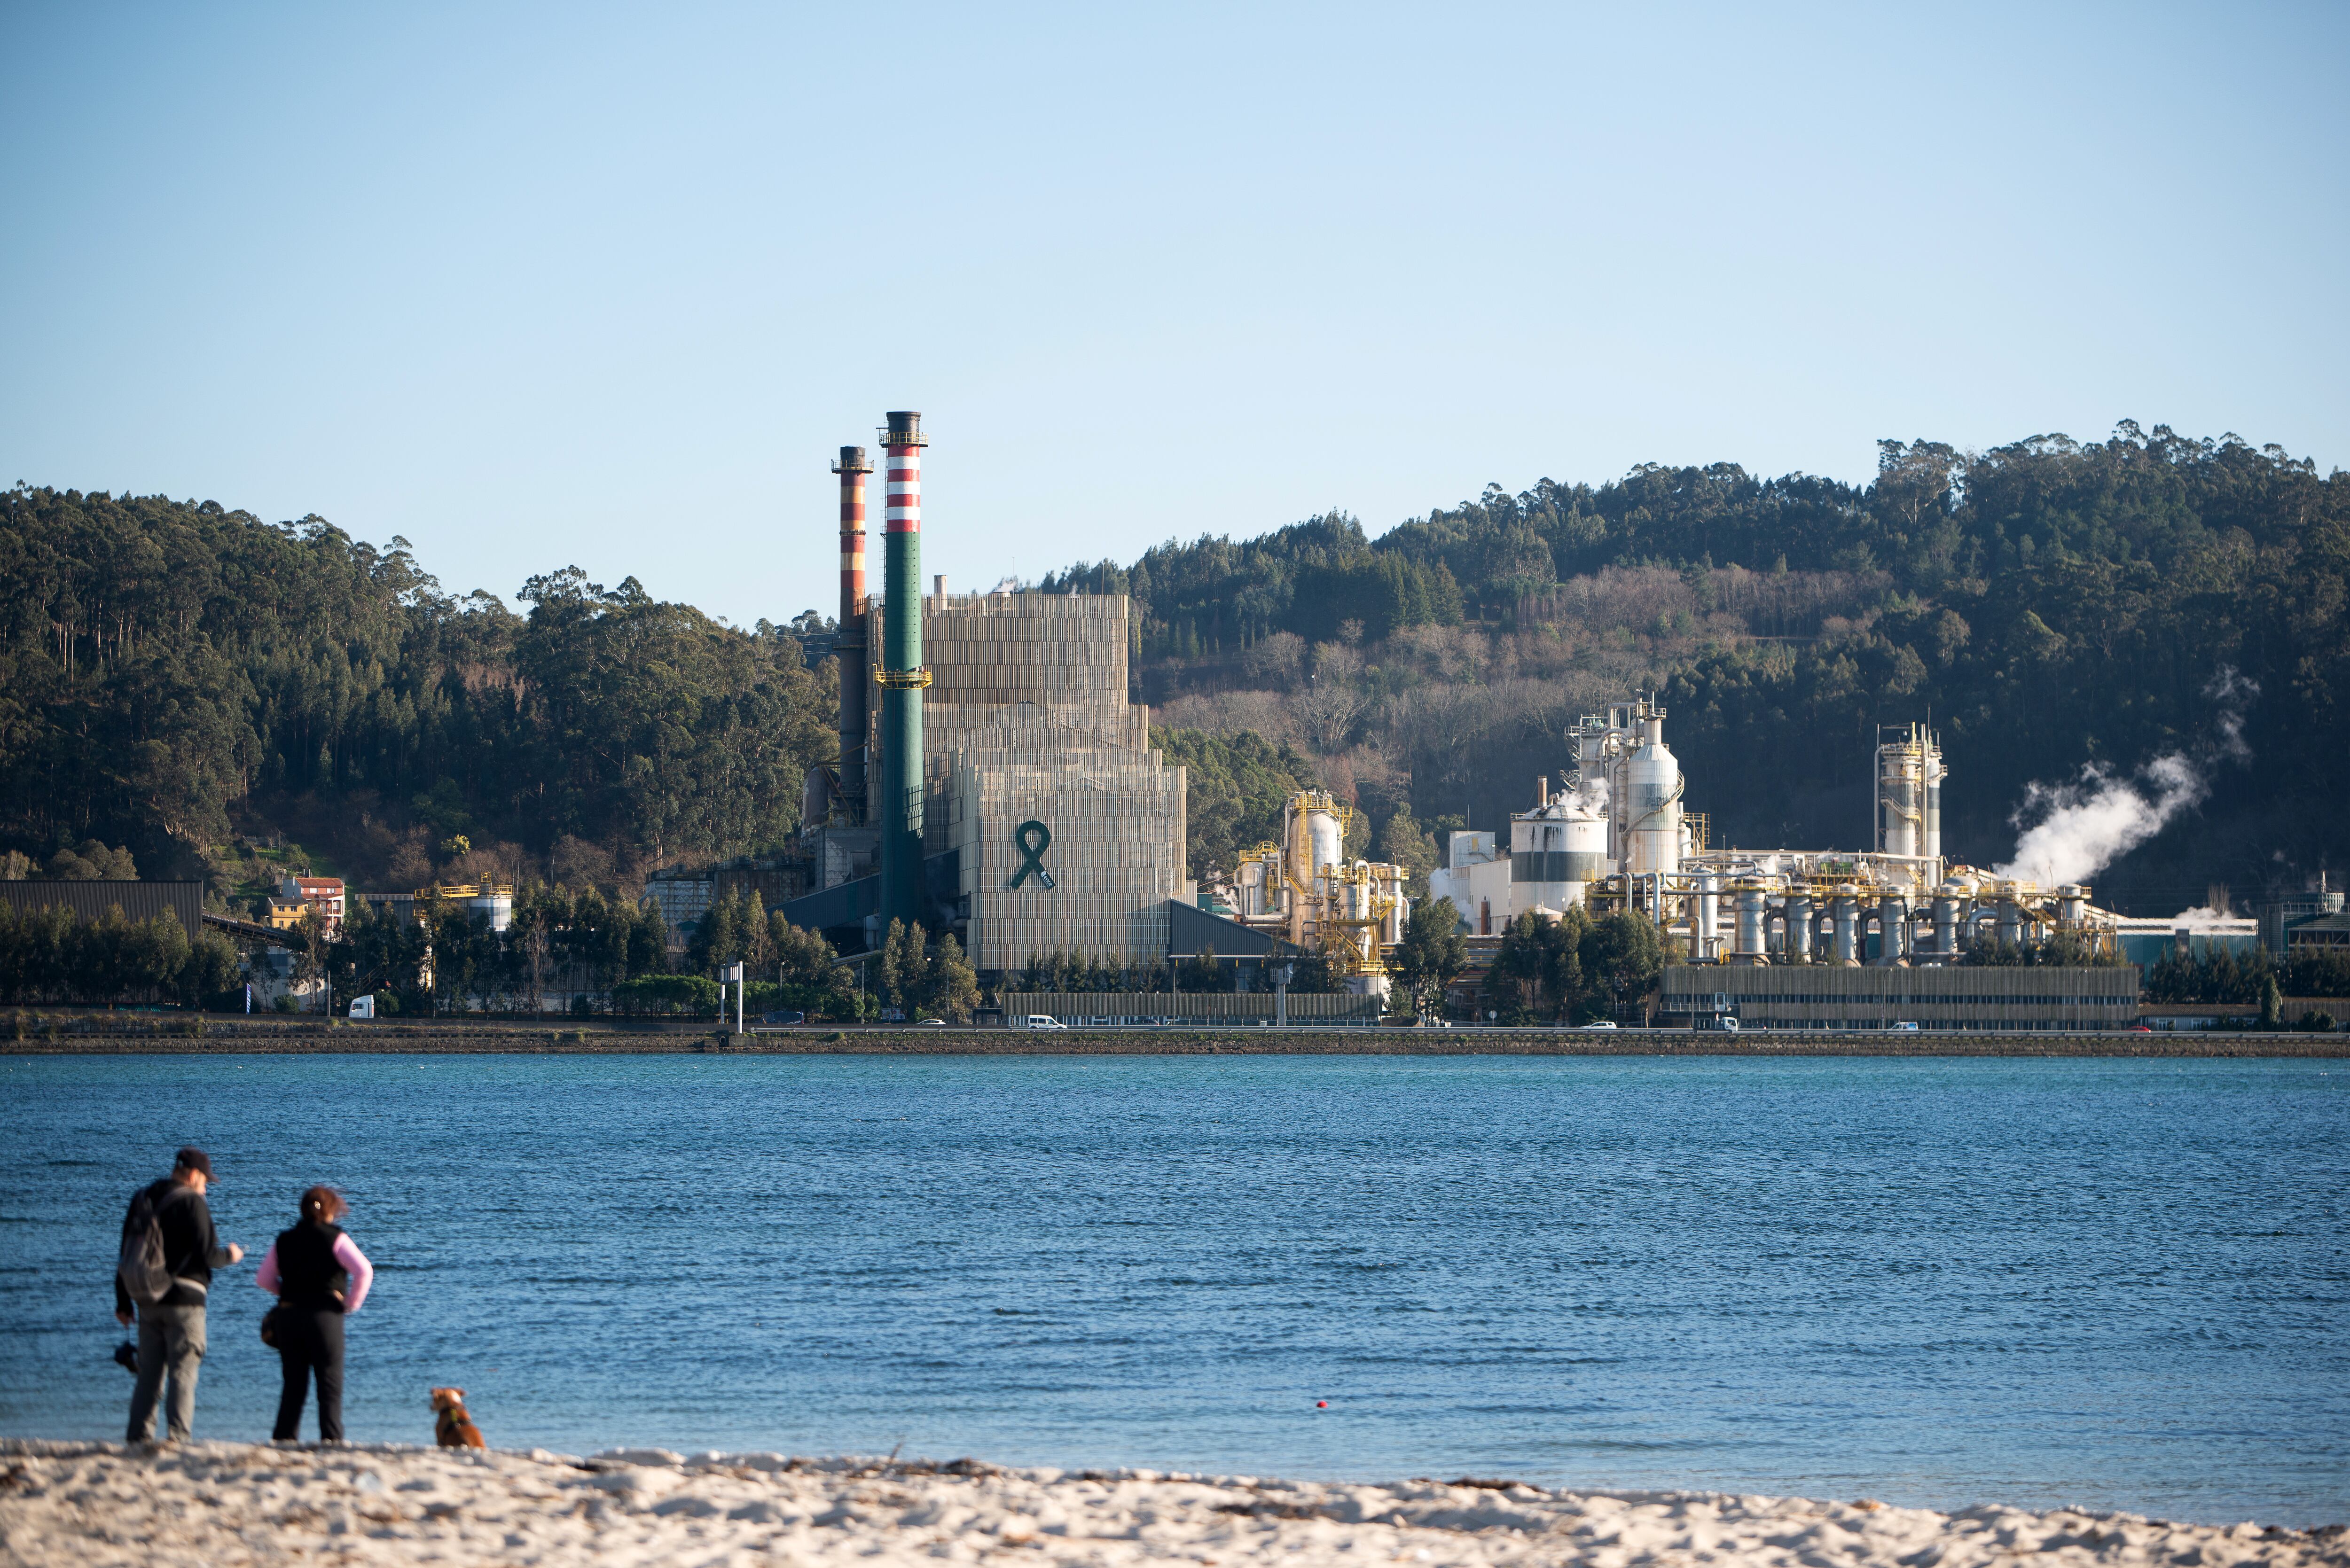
[430,1387,486,1449]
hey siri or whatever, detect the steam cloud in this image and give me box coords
[1991,668,2256,887]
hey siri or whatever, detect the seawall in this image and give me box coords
[2,1017,2343,1056]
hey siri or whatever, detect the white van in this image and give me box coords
[1021,1015,1068,1031]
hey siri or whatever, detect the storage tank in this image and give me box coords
[1734,882,1768,962]
[1563,807,1606,907]
[1626,716,1683,877]
[1924,745,1945,861]
[1831,885,1861,965]
[1787,890,1815,961]
[1284,791,1347,889]
[1238,858,1268,919]
[1307,802,1345,878]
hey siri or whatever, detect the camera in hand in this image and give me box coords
[112,1341,139,1373]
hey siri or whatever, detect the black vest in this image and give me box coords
[274,1219,349,1311]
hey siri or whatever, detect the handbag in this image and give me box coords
[259,1304,288,1348]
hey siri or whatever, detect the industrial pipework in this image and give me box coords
[877,411,932,929]
[831,445,874,825]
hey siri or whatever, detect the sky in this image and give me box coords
[3,1,2344,626]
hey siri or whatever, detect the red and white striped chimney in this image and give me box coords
[830,445,875,825]
[832,445,872,625]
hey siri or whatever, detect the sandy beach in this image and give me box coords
[1,1440,2340,1568]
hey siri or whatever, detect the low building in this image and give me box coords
[278,875,345,935]
[2111,916,2260,968]
[1660,964,2140,1030]
[2285,911,2350,953]
[642,867,713,946]
[712,854,812,909]
[356,891,419,925]
[2260,889,2345,954]
[1429,832,1509,935]
[264,897,308,931]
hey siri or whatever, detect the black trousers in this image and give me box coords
[271,1308,346,1442]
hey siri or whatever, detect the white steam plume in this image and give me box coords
[1568,773,1610,815]
[1991,668,2256,887]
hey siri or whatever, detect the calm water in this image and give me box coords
[1,1054,2343,1524]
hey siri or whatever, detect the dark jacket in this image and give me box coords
[114,1178,232,1315]
[271,1219,351,1312]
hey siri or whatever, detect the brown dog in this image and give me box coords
[431,1387,486,1449]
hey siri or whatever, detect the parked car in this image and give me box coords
[916,1017,947,1027]
[1020,1015,1068,1031]
[760,1010,805,1026]
[1888,1021,1920,1031]
[1580,1020,1619,1030]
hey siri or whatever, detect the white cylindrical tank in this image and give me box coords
[1697,873,1722,961]
[1307,804,1345,879]
[1924,749,1945,862]
[1562,809,1606,889]
[2057,883,2087,923]
[1238,859,1266,918]
[1626,738,1682,877]
[1787,892,1814,961]
[1880,752,1918,859]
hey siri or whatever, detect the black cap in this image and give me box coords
[173,1147,213,1178]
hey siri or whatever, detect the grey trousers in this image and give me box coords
[127,1303,207,1443]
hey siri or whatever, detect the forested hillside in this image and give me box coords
[1082,424,2350,916]
[0,490,833,906]
[5,421,2344,921]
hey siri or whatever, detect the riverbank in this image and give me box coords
[2,1017,2344,1055]
[2,1441,2339,1568]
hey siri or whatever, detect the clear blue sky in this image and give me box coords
[4,2,2343,626]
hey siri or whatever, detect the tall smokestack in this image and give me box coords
[877,411,930,931]
[830,446,874,825]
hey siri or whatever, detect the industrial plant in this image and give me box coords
[768,411,2262,1030]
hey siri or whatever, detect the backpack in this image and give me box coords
[117,1185,179,1307]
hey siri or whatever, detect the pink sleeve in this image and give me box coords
[256,1241,280,1295]
[334,1234,374,1314]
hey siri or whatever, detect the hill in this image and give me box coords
[1054,424,2349,915]
[3,421,2343,918]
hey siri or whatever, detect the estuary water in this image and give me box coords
[1,1054,2342,1524]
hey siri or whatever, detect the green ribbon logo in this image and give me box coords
[1010,819,1055,889]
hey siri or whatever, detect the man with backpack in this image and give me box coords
[115,1147,244,1443]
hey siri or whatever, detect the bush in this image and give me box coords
[611,974,721,1015]
[2295,1008,2337,1033]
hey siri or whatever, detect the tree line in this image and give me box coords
[0,903,241,1006]
[2141,945,2350,1004]
[0,490,834,901]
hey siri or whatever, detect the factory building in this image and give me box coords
[783,413,1191,973]
[1433,690,2167,1028]
[1660,966,2139,1031]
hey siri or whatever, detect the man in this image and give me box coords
[115,1147,244,1443]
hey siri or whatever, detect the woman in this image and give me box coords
[254,1185,374,1443]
